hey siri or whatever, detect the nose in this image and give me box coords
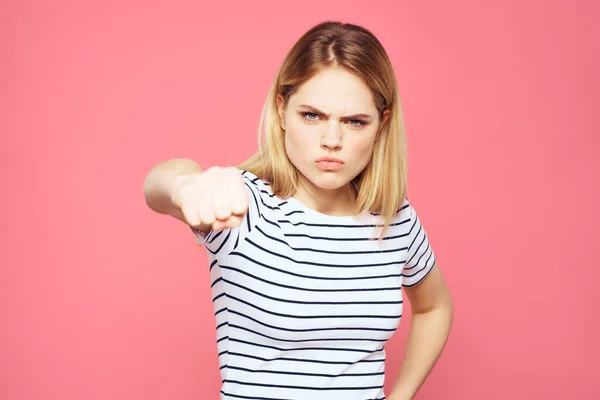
[320,120,342,150]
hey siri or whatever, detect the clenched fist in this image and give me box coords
[170,166,249,232]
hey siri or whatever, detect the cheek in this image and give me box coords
[348,133,377,160]
[285,122,317,156]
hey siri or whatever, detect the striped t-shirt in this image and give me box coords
[192,170,436,400]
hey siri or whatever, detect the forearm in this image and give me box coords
[388,306,453,400]
[143,158,202,215]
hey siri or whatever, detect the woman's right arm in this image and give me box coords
[143,158,248,234]
[143,158,203,225]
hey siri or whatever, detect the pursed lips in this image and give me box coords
[316,156,344,171]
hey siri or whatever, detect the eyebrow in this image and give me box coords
[298,104,373,120]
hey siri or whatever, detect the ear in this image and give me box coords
[276,94,286,131]
[376,108,391,141]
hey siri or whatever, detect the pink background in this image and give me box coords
[2,0,599,399]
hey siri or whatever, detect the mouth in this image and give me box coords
[316,157,344,171]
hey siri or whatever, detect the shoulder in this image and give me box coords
[384,197,413,224]
[240,169,273,195]
[239,170,276,212]
[379,198,424,238]
[240,170,270,191]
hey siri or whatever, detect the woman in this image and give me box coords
[144,21,453,400]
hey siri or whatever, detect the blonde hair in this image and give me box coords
[238,21,408,239]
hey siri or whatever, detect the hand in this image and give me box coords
[170,166,249,232]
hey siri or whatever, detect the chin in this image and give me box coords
[308,172,351,191]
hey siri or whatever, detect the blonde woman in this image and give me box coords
[144,21,453,400]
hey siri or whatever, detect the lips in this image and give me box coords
[316,156,344,171]
[316,156,344,164]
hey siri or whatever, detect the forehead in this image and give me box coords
[289,67,377,114]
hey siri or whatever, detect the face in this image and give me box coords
[277,67,389,194]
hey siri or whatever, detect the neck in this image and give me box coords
[292,176,357,217]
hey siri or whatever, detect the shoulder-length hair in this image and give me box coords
[239,21,409,239]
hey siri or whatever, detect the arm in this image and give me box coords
[388,263,454,400]
[143,158,209,229]
[143,158,248,234]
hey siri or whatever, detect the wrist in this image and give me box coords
[388,395,411,400]
[387,389,414,400]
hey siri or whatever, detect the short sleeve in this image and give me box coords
[402,202,437,287]
[190,170,264,258]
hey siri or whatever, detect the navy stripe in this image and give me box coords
[217,335,228,343]
[216,321,228,330]
[257,224,407,254]
[213,292,226,302]
[274,206,410,228]
[405,244,433,271]
[246,237,406,269]
[229,323,388,343]
[407,216,421,251]
[407,229,427,265]
[223,379,383,391]
[219,264,402,292]
[206,229,232,255]
[229,337,383,354]
[227,293,402,320]
[220,390,293,400]
[208,229,223,243]
[244,180,262,219]
[284,231,409,242]
[403,255,435,278]
[245,183,281,212]
[233,230,241,250]
[403,260,436,287]
[284,210,305,216]
[225,365,384,378]
[227,252,403,281]
[228,309,397,333]
[215,307,228,316]
[222,277,403,306]
[228,351,385,366]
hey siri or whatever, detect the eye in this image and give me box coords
[347,119,366,128]
[301,111,319,121]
